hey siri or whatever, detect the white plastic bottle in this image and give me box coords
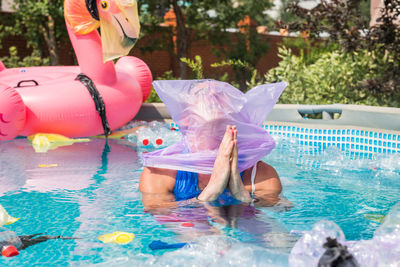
[136,127,156,148]
[0,227,21,257]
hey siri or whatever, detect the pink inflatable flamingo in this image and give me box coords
[0,0,152,141]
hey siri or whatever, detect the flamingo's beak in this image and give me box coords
[99,0,140,62]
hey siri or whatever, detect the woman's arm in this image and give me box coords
[139,167,177,210]
[139,167,177,194]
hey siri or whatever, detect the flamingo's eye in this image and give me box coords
[100,0,110,11]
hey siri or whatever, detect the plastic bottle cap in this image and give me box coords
[142,139,149,146]
[98,231,135,244]
[155,139,163,145]
[2,245,19,257]
[181,222,194,227]
[171,127,176,131]
[115,233,132,244]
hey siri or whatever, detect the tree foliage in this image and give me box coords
[265,46,400,106]
[272,0,400,106]
[286,0,369,51]
[1,0,68,66]
[138,0,272,86]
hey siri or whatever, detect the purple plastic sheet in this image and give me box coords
[142,80,287,174]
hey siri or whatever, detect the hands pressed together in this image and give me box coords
[197,125,253,203]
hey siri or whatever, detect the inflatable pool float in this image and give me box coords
[0,0,152,141]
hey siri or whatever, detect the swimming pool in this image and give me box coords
[0,123,399,266]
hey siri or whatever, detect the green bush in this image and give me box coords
[265,46,399,107]
[276,0,400,107]
[146,55,263,103]
[1,46,50,68]
[145,70,178,103]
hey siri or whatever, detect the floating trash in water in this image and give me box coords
[181,222,194,227]
[38,164,58,168]
[0,204,19,226]
[289,202,400,266]
[98,231,135,244]
[289,220,346,267]
[0,227,22,257]
[153,236,289,266]
[364,213,385,223]
[149,240,187,250]
[318,237,359,267]
[124,120,182,151]
[94,120,148,139]
[28,133,90,153]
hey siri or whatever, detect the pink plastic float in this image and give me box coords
[0,0,152,141]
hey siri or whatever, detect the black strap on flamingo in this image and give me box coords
[85,0,99,21]
[76,73,111,137]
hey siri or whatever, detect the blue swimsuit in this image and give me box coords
[173,170,201,201]
[173,170,244,203]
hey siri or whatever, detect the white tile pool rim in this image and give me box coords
[168,121,400,154]
[263,121,400,154]
[135,103,400,154]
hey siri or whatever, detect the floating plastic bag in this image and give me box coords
[142,80,287,174]
[289,220,346,267]
[318,238,359,267]
[0,227,22,257]
[28,133,90,153]
[290,203,400,267]
[0,205,19,226]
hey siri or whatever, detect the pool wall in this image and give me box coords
[134,103,400,154]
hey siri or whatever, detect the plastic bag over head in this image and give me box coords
[142,79,287,174]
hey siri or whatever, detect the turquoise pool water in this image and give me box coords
[0,129,399,266]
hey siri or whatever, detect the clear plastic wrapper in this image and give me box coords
[289,220,346,267]
[125,121,182,151]
[290,202,400,267]
[0,227,22,249]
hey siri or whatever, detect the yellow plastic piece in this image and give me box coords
[93,126,144,139]
[38,164,59,168]
[0,204,20,226]
[98,231,135,244]
[28,133,90,153]
[364,213,385,223]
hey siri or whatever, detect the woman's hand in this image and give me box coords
[228,126,252,203]
[197,125,234,201]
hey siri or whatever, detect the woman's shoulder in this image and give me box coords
[256,161,279,178]
[242,161,277,177]
[243,161,281,190]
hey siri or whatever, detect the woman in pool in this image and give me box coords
[139,79,288,206]
[140,124,283,205]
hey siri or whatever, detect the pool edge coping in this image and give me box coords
[134,103,400,133]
